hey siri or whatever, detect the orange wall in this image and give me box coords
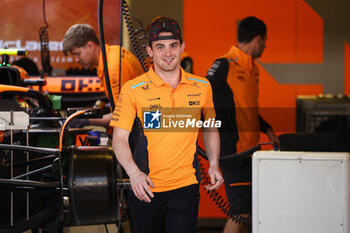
[183,0,325,218]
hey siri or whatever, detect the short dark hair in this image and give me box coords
[62,24,100,55]
[238,16,267,43]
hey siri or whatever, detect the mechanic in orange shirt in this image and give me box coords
[110,17,223,233]
[206,16,280,233]
[62,24,144,127]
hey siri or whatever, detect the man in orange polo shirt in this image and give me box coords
[62,24,144,127]
[206,16,280,233]
[110,17,223,233]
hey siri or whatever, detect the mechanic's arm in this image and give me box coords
[88,113,112,127]
[266,128,280,148]
[202,127,223,191]
[112,127,154,202]
[70,113,112,128]
[259,115,280,148]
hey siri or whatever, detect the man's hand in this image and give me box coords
[205,164,224,191]
[113,127,154,202]
[266,128,280,148]
[202,127,223,191]
[129,169,155,202]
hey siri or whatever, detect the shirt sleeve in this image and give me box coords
[109,84,136,132]
[123,48,145,79]
[206,58,229,89]
[259,114,272,133]
[201,81,216,120]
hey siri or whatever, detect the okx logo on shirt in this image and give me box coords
[143,110,161,129]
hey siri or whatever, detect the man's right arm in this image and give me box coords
[206,58,239,155]
[112,125,154,202]
[206,58,229,89]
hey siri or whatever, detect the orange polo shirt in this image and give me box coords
[223,45,260,152]
[110,66,215,192]
[97,44,144,105]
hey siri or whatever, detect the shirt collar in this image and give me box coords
[227,45,255,71]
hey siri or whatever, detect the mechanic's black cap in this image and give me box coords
[148,17,182,46]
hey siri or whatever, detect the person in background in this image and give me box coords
[110,17,223,233]
[62,24,144,127]
[206,16,280,233]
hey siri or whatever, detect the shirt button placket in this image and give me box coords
[170,91,175,108]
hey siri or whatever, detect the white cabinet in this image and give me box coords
[253,151,350,233]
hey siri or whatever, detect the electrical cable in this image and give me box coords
[120,0,149,72]
[58,110,88,152]
[42,0,48,27]
[39,0,53,75]
[97,0,115,110]
[197,142,273,162]
[98,1,126,232]
[56,109,89,230]
[198,156,251,226]
[196,143,274,226]
[118,0,122,95]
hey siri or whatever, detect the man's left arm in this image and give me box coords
[202,127,223,191]
[201,80,223,190]
[259,115,280,148]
